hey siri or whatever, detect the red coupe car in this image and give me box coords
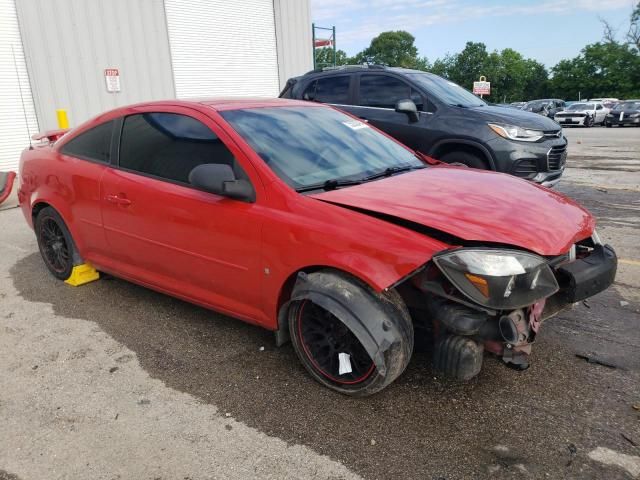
[18,98,616,396]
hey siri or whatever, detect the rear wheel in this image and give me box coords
[35,207,75,280]
[439,150,488,170]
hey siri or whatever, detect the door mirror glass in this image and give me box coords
[395,99,419,123]
[189,164,255,202]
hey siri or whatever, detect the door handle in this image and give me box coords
[106,194,131,206]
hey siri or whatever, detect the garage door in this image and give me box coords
[165,0,280,99]
[0,0,38,172]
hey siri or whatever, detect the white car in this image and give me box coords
[554,102,609,127]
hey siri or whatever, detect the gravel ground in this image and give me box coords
[1,127,639,480]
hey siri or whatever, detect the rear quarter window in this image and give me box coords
[60,121,114,163]
[303,76,350,104]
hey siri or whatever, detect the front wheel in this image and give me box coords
[439,150,488,170]
[35,207,75,280]
[605,122,612,128]
[287,271,413,396]
[584,116,593,128]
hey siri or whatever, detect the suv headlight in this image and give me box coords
[488,123,544,142]
[433,248,559,309]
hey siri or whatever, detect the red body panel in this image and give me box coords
[18,98,596,330]
[312,167,594,256]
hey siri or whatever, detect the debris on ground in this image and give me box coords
[621,433,638,447]
[575,353,618,369]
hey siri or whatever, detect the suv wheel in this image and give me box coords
[439,151,488,170]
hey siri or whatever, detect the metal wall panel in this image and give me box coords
[274,0,313,89]
[15,0,175,131]
[165,0,280,98]
[0,0,39,172]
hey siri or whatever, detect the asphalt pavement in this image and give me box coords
[1,126,639,480]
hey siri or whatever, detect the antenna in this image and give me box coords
[11,44,33,149]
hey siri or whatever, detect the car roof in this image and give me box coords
[111,97,316,113]
[299,65,435,79]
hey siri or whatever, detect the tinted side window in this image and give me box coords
[119,113,247,184]
[303,76,350,103]
[359,75,418,109]
[61,121,114,163]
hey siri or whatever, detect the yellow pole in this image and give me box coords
[56,109,69,129]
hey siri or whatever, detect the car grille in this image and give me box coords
[548,145,567,170]
[543,129,562,137]
[513,159,538,178]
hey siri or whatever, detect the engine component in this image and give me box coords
[433,335,483,381]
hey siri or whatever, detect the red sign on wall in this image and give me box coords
[104,68,121,93]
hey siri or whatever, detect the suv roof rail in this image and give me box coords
[303,64,387,75]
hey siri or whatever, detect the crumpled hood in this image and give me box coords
[311,167,595,256]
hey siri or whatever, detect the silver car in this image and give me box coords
[554,102,609,127]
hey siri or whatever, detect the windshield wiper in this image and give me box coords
[295,178,362,193]
[360,164,425,181]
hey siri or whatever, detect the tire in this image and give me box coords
[439,150,488,170]
[584,116,593,128]
[35,207,75,280]
[288,270,413,396]
[605,122,611,128]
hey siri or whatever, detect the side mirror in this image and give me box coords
[395,99,419,123]
[188,164,255,202]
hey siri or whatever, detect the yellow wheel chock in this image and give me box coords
[65,263,100,286]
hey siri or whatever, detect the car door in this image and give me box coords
[346,74,431,152]
[100,106,267,325]
[57,119,115,259]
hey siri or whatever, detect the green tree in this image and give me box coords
[550,42,640,99]
[354,31,424,68]
[314,47,349,67]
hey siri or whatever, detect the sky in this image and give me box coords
[310,0,635,67]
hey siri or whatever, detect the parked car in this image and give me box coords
[589,98,619,109]
[522,99,566,118]
[281,66,567,186]
[605,101,640,127]
[554,102,609,127]
[18,98,617,396]
[510,101,526,109]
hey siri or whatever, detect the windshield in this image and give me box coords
[567,103,593,111]
[407,73,486,107]
[613,101,640,111]
[221,106,423,190]
[524,100,551,110]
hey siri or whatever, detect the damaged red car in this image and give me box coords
[18,99,617,396]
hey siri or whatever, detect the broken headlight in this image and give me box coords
[433,248,559,309]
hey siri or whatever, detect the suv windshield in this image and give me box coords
[567,103,593,111]
[221,106,423,190]
[613,101,640,111]
[407,73,486,108]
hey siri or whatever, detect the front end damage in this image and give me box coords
[398,234,617,380]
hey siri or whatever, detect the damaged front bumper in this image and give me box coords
[409,241,617,379]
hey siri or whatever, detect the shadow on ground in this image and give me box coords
[10,251,640,480]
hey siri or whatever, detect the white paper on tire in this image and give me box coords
[338,352,352,375]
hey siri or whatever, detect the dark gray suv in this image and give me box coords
[280,66,567,186]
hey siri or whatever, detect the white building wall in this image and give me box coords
[15,0,176,132]
[0,0,38,172]
[164,0,281,98]
[274,0,313,89]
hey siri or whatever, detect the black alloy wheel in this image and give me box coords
[296,299,376,385]
[35,207,74,280]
